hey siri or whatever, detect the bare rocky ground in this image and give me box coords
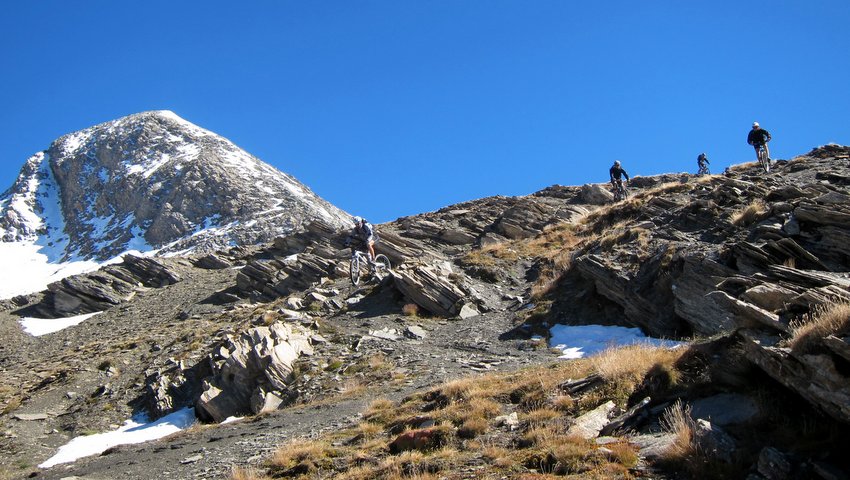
[0,253,552,479]
[2,145,850,479]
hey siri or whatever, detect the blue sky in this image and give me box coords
[1,1,848,223]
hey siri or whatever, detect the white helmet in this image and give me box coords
[752,121,760,128]
[614,160,621,167]
[353,216,362,224]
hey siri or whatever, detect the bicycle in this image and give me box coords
[611,180,628,202]
[697,163,710,176]
[756,144,770,173]
[349,249,391,286]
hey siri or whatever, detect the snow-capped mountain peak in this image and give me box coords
[0,111,352,298]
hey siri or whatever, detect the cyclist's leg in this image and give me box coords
[764,143,771,161]
[754,144,761,161]
[367,238,376,262]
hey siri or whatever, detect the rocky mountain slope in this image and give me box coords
[0,111,351,264]
[1,145,849,479]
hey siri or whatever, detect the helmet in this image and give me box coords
[353,216,362,224]
[613,160,621,167]
[752,122,760,128]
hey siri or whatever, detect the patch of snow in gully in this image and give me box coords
[19,312,102,336]
[548,324,681,359]
[38,408,196,468]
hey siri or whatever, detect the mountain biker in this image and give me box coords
[697,152,710,173]
[609,160,630,189]
[347,216,376,263]
[747,122,772,163]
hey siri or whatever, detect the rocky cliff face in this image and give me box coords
[0,111,351,262]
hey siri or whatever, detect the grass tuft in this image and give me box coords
[730,199,768,226]
[789,301,850,353]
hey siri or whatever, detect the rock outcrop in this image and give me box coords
[23,254,185,318]
[195,323,314,422]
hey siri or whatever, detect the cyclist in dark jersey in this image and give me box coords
[747,122,772,162]
[697,153,710,174]
[609,160,630,186]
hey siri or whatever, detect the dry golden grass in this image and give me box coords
[0,391,22,415]
[462,222,582,270]
[267,438,337,474]
[520,424,559,447]
[482,445,517,469]
[247,343,688,479]
[457,416,489,439]
[551,394,575,412]
[462,397,503,421]
[365,397,395,416]
[641,180,692,197]
[260,310,278,326]
[655,399,744,478]
[730,199,768,226]
[338,378,367,397]
[402,303,420,317]
[660,400,697,461]
[692,174,717,184]
[438,377,476,402]
[590,344,684,388]
[521,407,562,426]
[530,251,574,300]
[789,301,850,353]
[549,437,595,474]
[604,441,640,468]
[728,161,759,172]
[230,466,271,480]
[351,420,384,440]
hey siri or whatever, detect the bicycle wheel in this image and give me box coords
[614,184,626,201]
[373,254,391,281]
[350,255,361,286]
[758,146,770,173]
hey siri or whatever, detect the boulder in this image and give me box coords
[194,254,232,270]
[438,228,476,245]
[707,291,787,333]
[756,447,792,480]
[391,265,466,317]
[195,323,313,422]
[742,334,850,424]
[690,393,760,426]
[742,284,799,312]
[580,184,615,205]
[403,325,427,339]
[566,401,615,439]
[693,419,736,463]
[458,303,480,319]
[494,412,519,431]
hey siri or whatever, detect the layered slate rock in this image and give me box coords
[234,187,591,317]
[559,146,850,342]
[24,254,184,318]
[741,331,850,425]
[196,323,314,422]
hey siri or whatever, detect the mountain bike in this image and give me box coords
[697,163,710,176]
[349,249,391,286]
[756,144,770,173]
[611,180,628,202]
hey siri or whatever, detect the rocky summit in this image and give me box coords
[1,145,850,480]
[0,111,351,262]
